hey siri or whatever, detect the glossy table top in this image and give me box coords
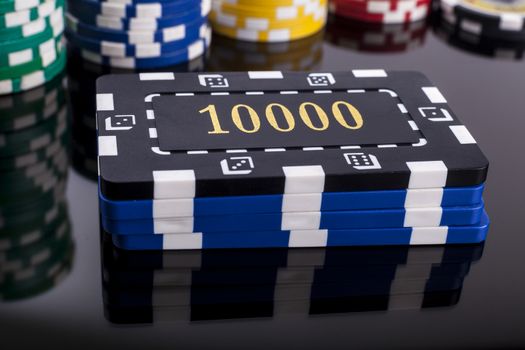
[1,16,525,349]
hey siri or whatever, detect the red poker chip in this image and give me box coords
[330,0,431,12]
[329,1,430,23]
[325,15,429,52]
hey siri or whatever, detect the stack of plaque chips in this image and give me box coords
[65,0,212,69]
[328,0,431,24]
[102,234,484,323]
[325,13,429,53]
[210,0,328,42]
[433,0,525,60]
[0,73,73,301]
[0,0,66,95]
[96,70,490,251]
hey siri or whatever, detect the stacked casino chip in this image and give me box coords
[434,0,525,59]
[0,74,73,301]
[210,0,328,42]
[102,238,484,323]
[329,0,431,23]
[207,30,324,71]
[0,0,66,95]
[96,71,490,251]
[325,13,428,52]
[65,0,212,69]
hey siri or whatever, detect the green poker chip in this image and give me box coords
[0,32,62,69]
[0,72,66,131]
[0,5,63,41]
[0,255,72,301]
[0,202,69,255]
[0,101,66,156]
[0,130,68,170]
[0,37,63,80]
[0,196,68,243]
[0,149,68,201]
[0,175,65,222]
[0,147,66,185]
[0,240,74,301]
[0,47,66,95]
[0,221,71,279]
[0,0,50,15]
[0,0,64,29]
[0,219,72,279]
[0,15,63,53]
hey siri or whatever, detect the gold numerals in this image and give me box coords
[199,101,363,135]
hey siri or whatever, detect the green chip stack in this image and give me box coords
[0,0,65,95]
[0,73,74,301]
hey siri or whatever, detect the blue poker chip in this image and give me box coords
[70,0,203,19]
[68,2,210,31]
[65,23,208,57]
[109,211,490,250]
[73,32,211,68]
[101,201,485,235]
[99,185,485,220]
[66,12,207,44]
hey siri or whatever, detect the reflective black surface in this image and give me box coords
[1,15,525,349]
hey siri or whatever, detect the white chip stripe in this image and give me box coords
[404,207,443,227]
[449,125,476,144]
[97,93,114,111]
[248,71,284,79]
[352,69,387,78]
[500,13,524,31]
[404,188,444,208]
[410,227,448,245]
[153,170,196,199]
[98,136,118,156]
[139,72,174,81]
[162,233,203,250]
[283,165,325,194]
[406,161,448,188]
[422,87,447,103]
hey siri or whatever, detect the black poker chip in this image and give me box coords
[96,70,489,201]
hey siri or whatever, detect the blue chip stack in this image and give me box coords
[65,0,212,69]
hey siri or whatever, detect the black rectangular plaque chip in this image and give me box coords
[96,70,489,200]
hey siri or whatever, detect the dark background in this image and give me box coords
[1,16,525,349]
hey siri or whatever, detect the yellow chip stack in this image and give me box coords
[210,0,328,42]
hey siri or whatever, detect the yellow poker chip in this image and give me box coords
[222,0,313,6]
[210,7,326,30]
[210,0,328,42]
[212,18,325,42]
[216,1,325,20]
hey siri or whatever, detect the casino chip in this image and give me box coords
[329,0,432,24]
[207,30,323,71]
[325,14,429,52]
[96,70,490,250]
[65,0,212,68]
[210,0,328,42]
[101,234,485,323]
[0,0,66,95]
[0,73,74,301]
[433,9,525,59]
[435,0,525,58]
[439,0,525,43]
